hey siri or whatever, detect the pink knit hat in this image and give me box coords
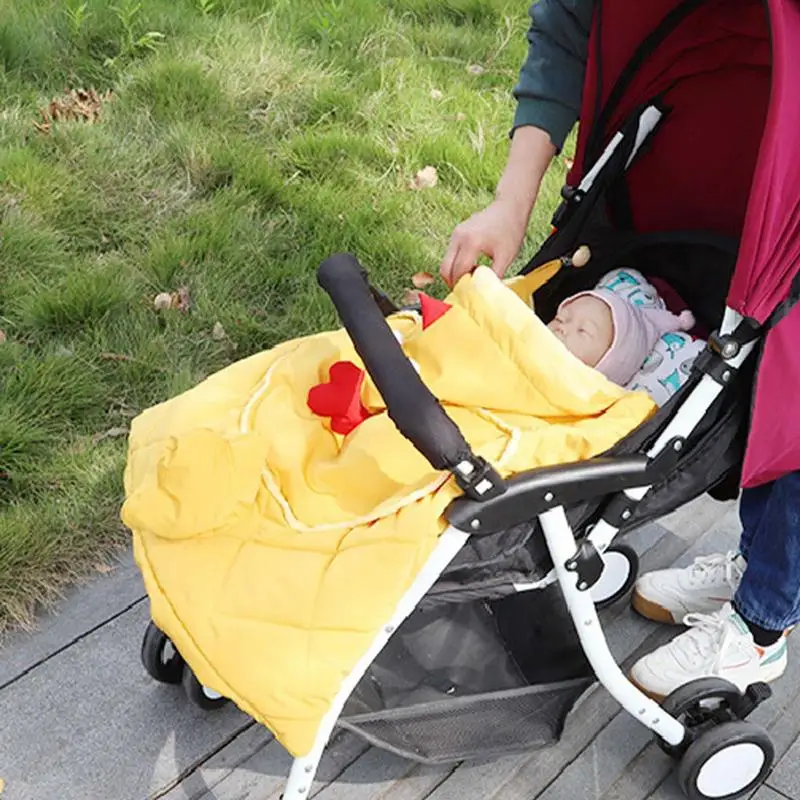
[559,289,696,385]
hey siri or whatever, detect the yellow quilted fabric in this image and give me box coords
[121,266,655,756]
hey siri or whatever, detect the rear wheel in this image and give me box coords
[592,544,639,609]
[677,720,773,800]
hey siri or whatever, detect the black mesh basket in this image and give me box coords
[339,585,595,763]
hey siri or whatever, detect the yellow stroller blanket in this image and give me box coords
[122,266,655,756]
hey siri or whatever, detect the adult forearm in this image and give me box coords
[495,126,557,221]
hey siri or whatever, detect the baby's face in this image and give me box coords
[547,295,613,367]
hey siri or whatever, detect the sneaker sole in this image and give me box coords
[628,655,788,707]
[629,672,666,703]
[631,589,679,625]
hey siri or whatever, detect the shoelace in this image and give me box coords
[689,550,745,588]
[672,609,740,672]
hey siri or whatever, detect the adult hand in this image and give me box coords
[438,126,556,288]
[439,198,529,287]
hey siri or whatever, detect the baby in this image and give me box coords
[547,284,696,386]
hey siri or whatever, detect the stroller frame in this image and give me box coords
[279,103,771,798]
[281,302,758,800]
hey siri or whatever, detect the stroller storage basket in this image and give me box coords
[340,588,593,763]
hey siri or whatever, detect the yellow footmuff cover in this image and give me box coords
[122,265,656,757]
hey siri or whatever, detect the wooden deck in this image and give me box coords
[1,497,798,800]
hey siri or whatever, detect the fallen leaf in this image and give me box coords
[455,112,467,122]
[212,321,227,341]
[411,271,435,289]
[99,351,133,362]
[173,285,191,313]
[467,64,486,76]
[92,426,129,445]
[430,88,443,100]
[563,156,575,170]
[402,288,421,306]
[409,165,438,190]
[95,563,113,574]
[0,330,6,344]
[33,88,114,135]
[154,292,172,311]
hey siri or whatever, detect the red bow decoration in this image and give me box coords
[307,361,373,435]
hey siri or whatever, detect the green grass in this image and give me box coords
[0,0,572,632]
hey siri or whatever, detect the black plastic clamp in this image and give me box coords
[452,456,506,502]
[729,682,773,721]
[565,540,605,592]
[551,186,585,229]
[692,346,738,386]
[598,437,685,528]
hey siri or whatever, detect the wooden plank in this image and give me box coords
[156,724,269,800]
[657,497,738,543]
[0,602,251,800]
[174,729,368,800]
[0,550,145,688]
[372,764,456,800]
[311,747,417,800]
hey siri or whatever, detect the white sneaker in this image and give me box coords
[632,551,746,624]
[630,603,788,701]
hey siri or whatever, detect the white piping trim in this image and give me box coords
[282,528,469,799]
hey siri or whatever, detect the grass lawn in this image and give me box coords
[0,0,571,633]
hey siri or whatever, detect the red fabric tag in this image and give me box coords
[419,293,452,330]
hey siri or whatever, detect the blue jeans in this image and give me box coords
[734,470,800,631]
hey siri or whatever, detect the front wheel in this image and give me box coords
[677,720,773,800]
[182,667,229,711]
[141,621,185,684]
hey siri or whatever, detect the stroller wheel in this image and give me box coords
[182,667,229,711]
[677,720,773,800]
[591,544,639,609]
[657,677,748,757]
[141,621,185,684]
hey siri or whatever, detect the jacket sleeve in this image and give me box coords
[512,0,594,152]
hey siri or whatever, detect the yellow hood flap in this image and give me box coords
[122,428,268,539]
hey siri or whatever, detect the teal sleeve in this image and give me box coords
[512,0,594,152]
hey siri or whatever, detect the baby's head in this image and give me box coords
[549,288,695,385]
[547,294,613,368]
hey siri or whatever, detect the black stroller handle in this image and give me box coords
[317,253,505,500]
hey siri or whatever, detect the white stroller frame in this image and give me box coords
[282,312,757,799]
[281,107,761,799]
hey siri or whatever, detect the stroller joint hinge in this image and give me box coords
[693,346,738,386]
[599,493,637,529]
[453,456,506,502]
[565,540,605,591]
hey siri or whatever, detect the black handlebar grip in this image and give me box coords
[317,253,473,472]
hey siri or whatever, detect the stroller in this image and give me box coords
[137,0,800,798]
